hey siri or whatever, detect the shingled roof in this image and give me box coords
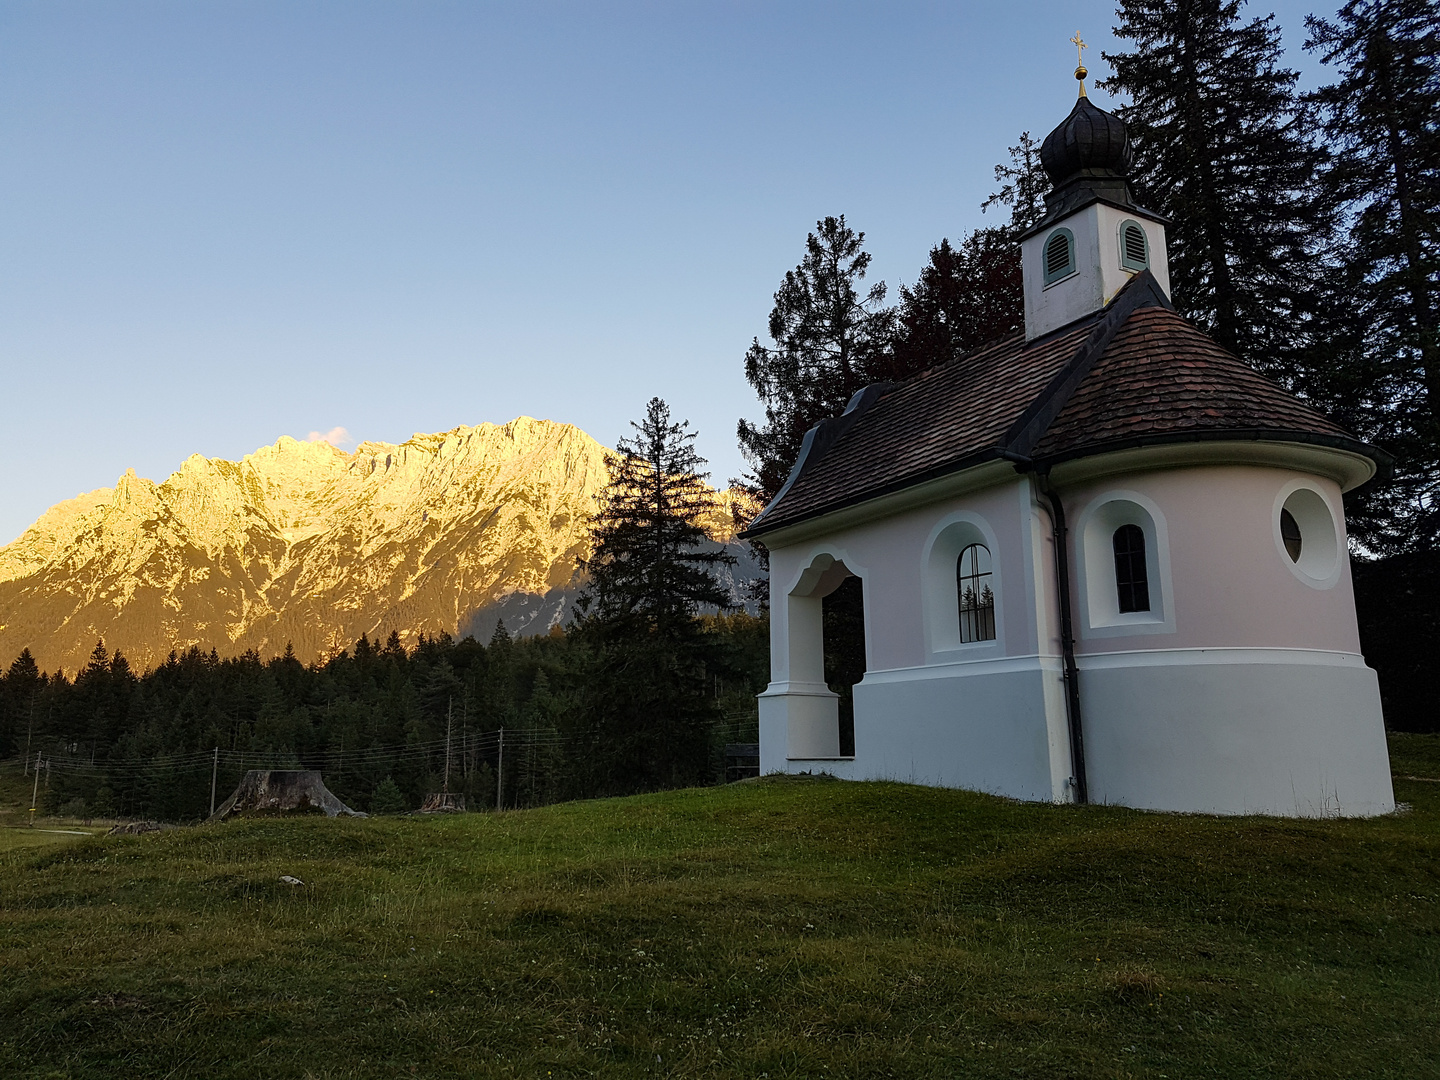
[743,272,1383,539]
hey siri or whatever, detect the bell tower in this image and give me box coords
[1019,39,1171,341]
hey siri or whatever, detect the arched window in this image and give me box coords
[1119,220,1149,272]
[1043,228,1076,285]
[957,543,996,642]
[1112,524,1150,613]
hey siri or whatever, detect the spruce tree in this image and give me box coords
[1307,0,1440,549]
[982,130,1050,233]
[574,399,734,794]
[1101,0,1336,373]
[1,648,44,759]
[581,398,736,632]
[736,216,895,506]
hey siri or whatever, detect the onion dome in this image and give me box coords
[1040,96,1133,186]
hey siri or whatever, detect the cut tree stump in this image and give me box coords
[419,792,466,813]
[208,770,365,822]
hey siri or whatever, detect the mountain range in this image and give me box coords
[0,418,758,674]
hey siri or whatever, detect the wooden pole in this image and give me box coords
[497,728,505,810]
[29,753,42,826]
[444,698,453,794]
[210,747,219,817]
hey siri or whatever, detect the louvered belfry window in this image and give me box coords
[1043,228,1075,285]
[1112,524,1151,613]
[1119,220,1149,272]
[957,543,996,642]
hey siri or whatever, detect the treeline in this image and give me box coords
[0,615,769,821]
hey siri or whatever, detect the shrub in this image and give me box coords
[370,777,408,815]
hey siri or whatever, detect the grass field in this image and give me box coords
[1,736,1438,1079]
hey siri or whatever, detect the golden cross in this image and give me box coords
[1071,32,1089,96]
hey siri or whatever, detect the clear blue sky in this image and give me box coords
[1,0,1333,543]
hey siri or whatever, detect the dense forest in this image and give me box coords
[0,616,769,821]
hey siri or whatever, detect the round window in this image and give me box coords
[1278,487,1340,585]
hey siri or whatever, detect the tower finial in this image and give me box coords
[1071,32,1088,97]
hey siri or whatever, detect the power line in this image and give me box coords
[6,729,572,777]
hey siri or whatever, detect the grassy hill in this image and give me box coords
[2,737,1438,1079]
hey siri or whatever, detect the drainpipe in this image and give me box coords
[999,452,1088,804]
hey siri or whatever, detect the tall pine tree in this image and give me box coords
[581,398,735,633]
[573,398,734,794]
[1307,0,1440,549]
[1101,0,1336,374]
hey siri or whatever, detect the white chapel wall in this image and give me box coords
[760,476,1074,802]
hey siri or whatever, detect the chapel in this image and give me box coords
[740,75,1395,817]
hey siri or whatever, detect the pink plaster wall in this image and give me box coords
[1062,465,1362,655]
[768,461,1366,685]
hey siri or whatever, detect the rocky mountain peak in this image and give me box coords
[0,418,758,674]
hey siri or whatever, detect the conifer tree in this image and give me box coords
[736,216,895,506]
[891,231,1023,375]
[983,131,1049,232]
[582,398,735,632]
[574,398,734,794]
[1101,0,1336,372]
[1307,0,1440,549]
[1,648,44,759]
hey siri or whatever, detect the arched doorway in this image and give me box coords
[824,575,865,757]
[780,553,866,758]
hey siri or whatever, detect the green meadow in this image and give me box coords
[2,737,1438,1079]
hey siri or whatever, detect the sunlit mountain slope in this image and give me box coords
[0,418,756,672]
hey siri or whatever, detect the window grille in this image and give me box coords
[1280,508,1303,562]
[1112,524,1151,613]
[957,543,996,642]
[1119,220,1149,272]
[1043,229,1075,284]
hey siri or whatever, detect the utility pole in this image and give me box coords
[210,747,219,817]
[496,727,505,810]
[24,704,34,777]
[461,692,469,780]
[29,753,42,827]
[443,698,453,794]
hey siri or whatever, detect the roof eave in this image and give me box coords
[740,449,1013,543]
[1036,429,1389,491]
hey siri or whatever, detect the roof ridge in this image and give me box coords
[1002,270,1173,459]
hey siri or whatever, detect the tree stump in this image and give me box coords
[209,770,365,822]
[418,792,467,813]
